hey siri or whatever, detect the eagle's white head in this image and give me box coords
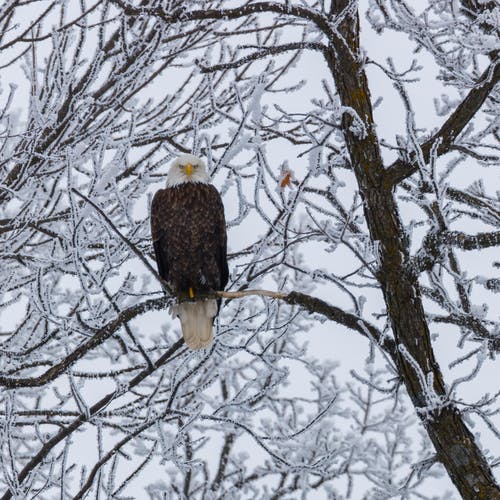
[167,154,210,187]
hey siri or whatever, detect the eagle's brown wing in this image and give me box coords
[207,183,229,291]
[151,189,171,282]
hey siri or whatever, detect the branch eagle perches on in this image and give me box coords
[217,289,396,357]
[0,287,392,387]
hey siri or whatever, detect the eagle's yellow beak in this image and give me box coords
[185,163,193,176]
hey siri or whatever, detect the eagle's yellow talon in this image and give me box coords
[189,287,194,299]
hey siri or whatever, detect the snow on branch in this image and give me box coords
[110,0,327,27]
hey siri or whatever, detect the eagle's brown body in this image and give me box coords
[151,183,228,295]
[151,180,228,349]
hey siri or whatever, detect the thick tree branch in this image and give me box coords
[384,61,500,186]
[110,0,326,27]
[431,314,500,351]
[218,289,396,357]
[428,230,500,251]
[323,2,500,497]
[414,230,500,272]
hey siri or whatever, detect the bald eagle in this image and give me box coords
[150,154,229,349]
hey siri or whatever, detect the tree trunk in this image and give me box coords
[325,3,500,498]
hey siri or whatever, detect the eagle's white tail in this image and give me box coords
[177,300,218,350]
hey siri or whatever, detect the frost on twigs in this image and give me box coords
[0,0,499,498]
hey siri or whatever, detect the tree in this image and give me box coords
[0,0,499,498]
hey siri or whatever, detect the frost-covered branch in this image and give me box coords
[385,54,500,185]
[0,296,170,389]
[110,0,327,27]
[219,289,396,356]
[197,42,327,73]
